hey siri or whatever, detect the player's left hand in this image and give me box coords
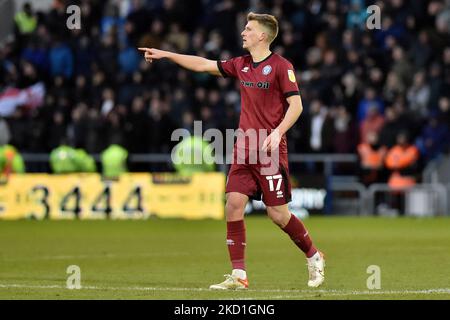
[262,129,281,152]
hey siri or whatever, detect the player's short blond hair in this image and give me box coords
[247,12,279,44]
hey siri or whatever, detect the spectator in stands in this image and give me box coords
[374,15,404,50]
[126,96,149,153]
[303,100,334,173]
[73,36,95,77]
[47,111,67,151]
[407,71,431,118]
[21,37,50,75]
[102,109,126,149]
[73,75,91,104]
[96,33,118,79]
[383,71,406,103]
[331,105,357,174]
[170,88,190,123]
[360,105,385,144]
[379,107,401,148]
[200,106,218,132]
[84,108,102,154]
[118,43,140,75]
[332,106,357,154]
[6,108,29,151]
[357,87,385,123]
[66,103,88,149]
[410,30,433,70]
[415,113,450,162]
[346,0,367,30]
[49,37,73,79]
[437,96,450,125]
[340,72,360,116]
[100,88,115,116]
[306,99,334,154]
[391,46,414,89]
[181,110,195,134]
[166,23,189,52]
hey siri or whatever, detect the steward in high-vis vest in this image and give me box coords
[357,131,387,185]
[385,132,419,189]
[172,136,215,176]
[101,144,128,179]
[74,149,97,173]
[14,3,37,35]
[0,145,26,180]
[49,145,78,174]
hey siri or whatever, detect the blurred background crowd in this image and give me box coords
[0,0,449,179]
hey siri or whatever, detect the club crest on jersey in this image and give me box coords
[241,66,249,73]
[288,70,296,83]
[262,65,272,75]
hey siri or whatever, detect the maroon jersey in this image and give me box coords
[217,53,299,154]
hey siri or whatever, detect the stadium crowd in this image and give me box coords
[0,0,449,177]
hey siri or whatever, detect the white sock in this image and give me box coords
[307,251,320,263]
[232,269,247,279]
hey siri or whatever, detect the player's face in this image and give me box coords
[241,21,264,50]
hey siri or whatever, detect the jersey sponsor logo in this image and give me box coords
[240,80,270,89]
[241,66,249,73]
[262,65,272,75]
[288,69,296,83]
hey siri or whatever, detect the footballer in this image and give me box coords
[139,12,325,290]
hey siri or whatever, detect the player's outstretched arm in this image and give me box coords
[138,48,222,76]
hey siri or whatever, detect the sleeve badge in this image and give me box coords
[288,70,296,83]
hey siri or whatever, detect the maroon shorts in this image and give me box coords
[225,151,291,206]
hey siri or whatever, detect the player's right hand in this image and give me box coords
[138,48,167,63]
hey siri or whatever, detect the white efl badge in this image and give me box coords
[262,65,272,75]
[288,69,296,82]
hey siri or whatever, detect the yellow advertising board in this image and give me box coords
[0,173,225,220]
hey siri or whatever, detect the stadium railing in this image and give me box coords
[367,183,448,217]
[329,181,367,216]
[22,152,357,173]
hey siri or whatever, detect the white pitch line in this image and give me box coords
[1,252,189,262]
[1,284,450,297]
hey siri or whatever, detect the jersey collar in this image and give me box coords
[252,52,274,68]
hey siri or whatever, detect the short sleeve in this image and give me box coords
[217,58,238,78]
[278,61,300,98]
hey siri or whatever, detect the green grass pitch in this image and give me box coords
[1,216,450,300]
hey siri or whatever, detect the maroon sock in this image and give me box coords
[282,214,317,258]
[227,220,246,270]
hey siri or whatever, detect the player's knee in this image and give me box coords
[267,207,285,227]
[225,199,245,218]
[267,207,289,227]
